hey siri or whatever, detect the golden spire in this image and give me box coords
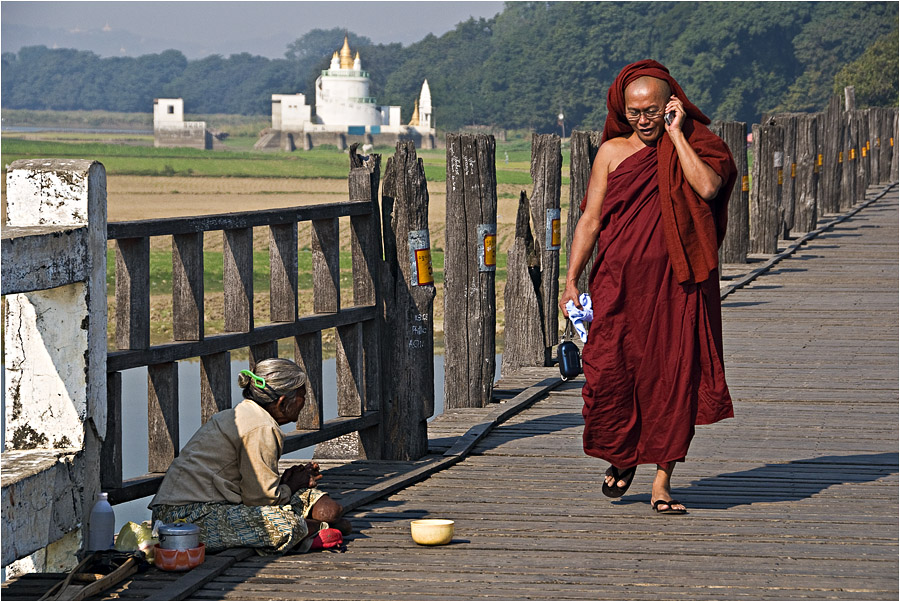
[408,100,420,126]
[340,36,353,69]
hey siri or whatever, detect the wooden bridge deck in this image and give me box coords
[5,184,897,600]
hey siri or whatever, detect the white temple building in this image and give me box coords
[258,37,436,150]
[153,98,212,149]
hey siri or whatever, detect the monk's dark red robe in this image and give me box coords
[581,145,733,468]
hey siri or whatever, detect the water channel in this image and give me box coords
[3,354,502,528]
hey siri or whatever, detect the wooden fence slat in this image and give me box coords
[107,306,377,372]
[106,201,372,240]
[840,110,858,211]
[566,130,603,293]
[311,218,340,313]
[336,322,364,417]
[148,362,179,473]
[348,150,384,416]
[269,223,298,323]
[100,371,123,489]
[200,352,231,423]
[223,227,253,333]
[172,232,204,341]
[350,214,376,307]
[115,237,150,350]
[294,333,323,431]
[249,341,278,370]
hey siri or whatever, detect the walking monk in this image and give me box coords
[560,60,736,514]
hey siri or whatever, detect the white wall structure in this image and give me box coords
[153,97,184,126]
[272,94,312,131]
[153,98,211,149]
[2,159,108,575]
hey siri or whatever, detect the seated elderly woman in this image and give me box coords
[150,358,350,554]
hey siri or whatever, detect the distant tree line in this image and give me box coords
[2,2,896,132]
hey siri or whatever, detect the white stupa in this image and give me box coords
[263,36,436,150]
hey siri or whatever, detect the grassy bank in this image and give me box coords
[1,132,567,186]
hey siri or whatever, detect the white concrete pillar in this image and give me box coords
[2,158,108,572]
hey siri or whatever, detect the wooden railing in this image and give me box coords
[101,149,386,504]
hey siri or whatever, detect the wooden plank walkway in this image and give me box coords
[4,184,897,600]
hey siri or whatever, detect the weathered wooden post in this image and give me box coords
[874,108,885,183]
[839,110,858,211]
[793,113,819,234]
[884,107,898,183]
[711,121,749,264]
[821,94,844,215]
[503,192,546,373]
[529,134,562,354]
[380,141,433,458]
[771,114,797,238]
[750,123,783,254]
[857,109,871,198]
[566,130,603,293]
[501,134,562,375]
[890,107,900,179]
[444,133,498,408]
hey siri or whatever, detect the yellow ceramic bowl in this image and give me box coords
[410,519,455,545]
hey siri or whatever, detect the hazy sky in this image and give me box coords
[1,1,506,58]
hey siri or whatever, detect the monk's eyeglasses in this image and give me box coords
[625,108,664,122]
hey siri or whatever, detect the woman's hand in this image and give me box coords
[281,462,322,493]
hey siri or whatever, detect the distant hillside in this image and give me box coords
[2,1,897,132]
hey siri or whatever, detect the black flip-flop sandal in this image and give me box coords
[651,499,687,514]
[601,465,637,498]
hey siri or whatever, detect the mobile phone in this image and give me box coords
[664,111,675,126]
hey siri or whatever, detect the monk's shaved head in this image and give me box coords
[624,76,671,106]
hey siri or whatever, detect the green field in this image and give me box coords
[1,134,567,186]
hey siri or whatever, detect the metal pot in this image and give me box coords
[157,522,200,550]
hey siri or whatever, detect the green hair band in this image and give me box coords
[240,369,267,389]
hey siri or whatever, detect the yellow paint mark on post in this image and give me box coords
[551,219,561,248]
[415,249,434,286]
[483,234,496,268]
[741,175,749,192]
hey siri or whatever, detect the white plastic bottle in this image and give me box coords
[88,492,115,550]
